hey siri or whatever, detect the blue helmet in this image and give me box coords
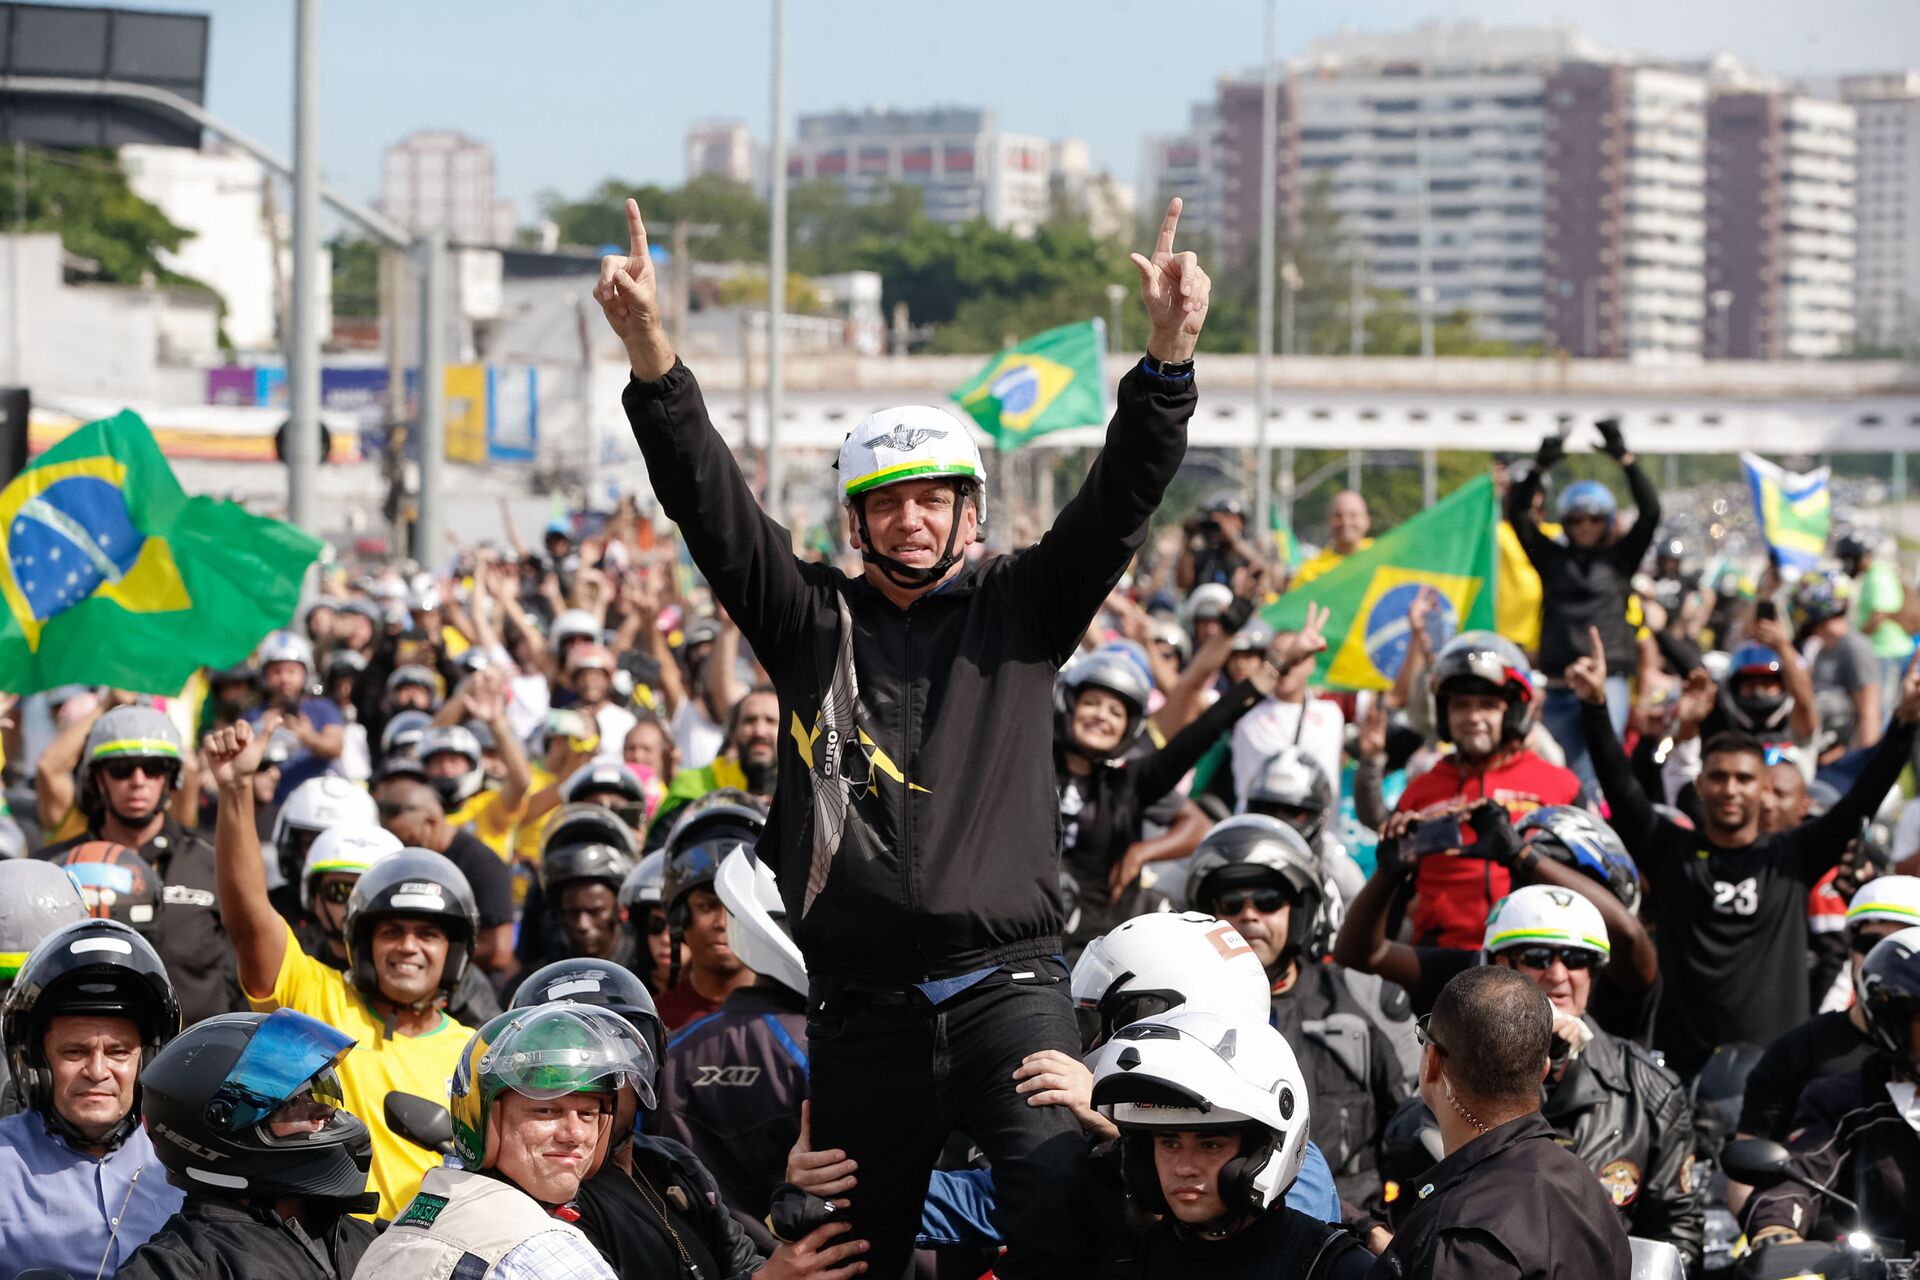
[1516,806,1642,915]
[1555,480,1617,522]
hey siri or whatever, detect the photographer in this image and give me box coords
[1176,491,1261,592]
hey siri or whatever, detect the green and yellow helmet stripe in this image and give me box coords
[843,458,983,498]
[1847,901,1920,923]
[89,737,183,762]
[1485,926,1611,958]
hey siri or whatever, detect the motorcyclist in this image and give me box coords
[516,802,645,976]
[352,1005,649,1279]
[654,799,763,1030]
[1478,885,1702,1265]
[1087,1008,1373,1278]
[655,848,812,1236]
[249,629,346,802]
[0,918,184,1273]
[1393,632,1584,950]
[116,1008,380,1279]
[39,704,243,1027]
[267,774,381,922]
[1742,925,1920,1254]
[0,859,87,1114]
[1185,816,1411,1209]
[207,717,481,1219]
[540,817,641,970]
[1241,746,1368,950]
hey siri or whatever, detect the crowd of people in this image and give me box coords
[0,194,1916,1279]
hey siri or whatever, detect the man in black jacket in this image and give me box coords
[1369,966,1629,1280]
[598,194,1210,1279]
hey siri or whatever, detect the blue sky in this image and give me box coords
[92,0,1914,225]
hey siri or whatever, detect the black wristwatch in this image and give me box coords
[1140,353,1195,379]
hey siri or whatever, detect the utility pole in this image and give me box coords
[9,139,24,383]
[764,0,788,515]
[286,0,322,531]
[415,232,447,562]
[1253,0,1277,539]
[1106,282,1125,355]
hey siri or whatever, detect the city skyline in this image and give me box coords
[84,0,1917,230]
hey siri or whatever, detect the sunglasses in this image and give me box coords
[315,880,356,906]
[376,801,421,821]
[101,759,174,781]
[1210,888,1289,915]
[1415,1013,1449,1058]
[1505,945,1601,971]
[644,912,669,937]
[1850,930,1898,956]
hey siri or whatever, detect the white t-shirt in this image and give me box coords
[594,704,639,764]
[1230,696,1346,806]
[671,697,725,770]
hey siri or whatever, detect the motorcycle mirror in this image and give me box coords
[385,1091,455,1157]
[1719,1136,1792,1187]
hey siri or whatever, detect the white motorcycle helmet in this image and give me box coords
[550,608,601,659]
[1070,911,1268,1048]
[714,849,807,997]
[837,405,985,589]
[256,629,315,680]
[299,823,403,915]
[271,777,379,890]
[1847,875,1920,933]
[1481,884,1611,965]
[1089,1008,1312,1217]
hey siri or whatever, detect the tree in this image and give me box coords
[330,236,380,319]
[0,144,202,289]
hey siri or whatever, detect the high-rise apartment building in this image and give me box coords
[1141,104,1225,246]
[378,129,516,246]
[1843,72,1920,351]
[787,107,1094,237]
[686,119,756,186]
[1706,88,1856,358]
[1208,25,1729,361]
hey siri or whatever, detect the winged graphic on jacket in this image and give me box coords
[802,592,860,915]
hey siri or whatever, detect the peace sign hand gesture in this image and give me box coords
[1132,197,1210,363]
[594,198,675,380]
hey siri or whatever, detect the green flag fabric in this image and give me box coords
[950,319,1105,449]
[1263,474,1498,692]
[0,410,323,695]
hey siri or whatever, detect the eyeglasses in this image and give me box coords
[315,880,356,906]
[1415,1013,1448,1058]
[1210,888,1289,915]
[1505,945,1602,971]
[101,759,174,781]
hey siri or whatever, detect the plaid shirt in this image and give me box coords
[492,1229,619,1280]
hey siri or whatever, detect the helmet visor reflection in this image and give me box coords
[211,1009,356,1133]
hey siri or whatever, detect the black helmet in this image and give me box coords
[540,841,638,897]
[1856,926,1920,1073]
[1657,537,1685,564]
[1185,816,1324,962]
[1431,631,1535,745]
[141,1009,376,1210]
[511,957,666,1070]
[55,840,165,940]
[1,918,180,1149]
[1203,490,1247,518]
[1834,533,1870,568]
[545,803,642,864]
[561,762,647,806]
[1720,645,1794,736]
[1242,749,1334,846]
[342,849,479,1006]
[662,800,766,918]
[1513,806,1642,915]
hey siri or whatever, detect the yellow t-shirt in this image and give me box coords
[1291,538,1374,589]
[511,764,558,864]
[249,922,473,1220]
[445,786,524,861]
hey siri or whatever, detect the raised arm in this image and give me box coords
[1749,614,1819,744]
[1566,626,1661,857]
[602,199,811,653]
[1506,434,1565,573]
[1597,420,1661,569]
[35,697,103,831]
[1330,819,1424,992]
[204,717,288,1000]
[1133,668,1277,803]
[1007,199,1206,663]
[1796,655,1920,879]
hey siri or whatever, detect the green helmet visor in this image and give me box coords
[479,1005,654,1105]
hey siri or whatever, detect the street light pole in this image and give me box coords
[1253,0,1277,540]
[1105,282,1125,355]
[765,0,788,515]
[287,0,321,531]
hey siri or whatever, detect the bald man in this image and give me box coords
[1293,491,1373,587]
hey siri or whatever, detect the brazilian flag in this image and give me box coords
[951,319,1105,449]
[1263,475,1498,692]
[0,411,323,695]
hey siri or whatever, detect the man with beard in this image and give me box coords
[40,705,242,1027]
[651,685,778,840]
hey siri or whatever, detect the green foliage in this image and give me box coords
[330,236,380,319]
[0,145,202,289]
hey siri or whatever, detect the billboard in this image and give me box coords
[0,4,211,150]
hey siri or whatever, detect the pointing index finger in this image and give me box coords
[626,198,649,264]
[1154,196,1183,257]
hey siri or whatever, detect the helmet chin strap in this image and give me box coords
[854,485,967,591]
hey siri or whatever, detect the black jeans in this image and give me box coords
[807,966,1099,1280]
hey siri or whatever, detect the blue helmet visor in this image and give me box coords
[212,1008,356,1132]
